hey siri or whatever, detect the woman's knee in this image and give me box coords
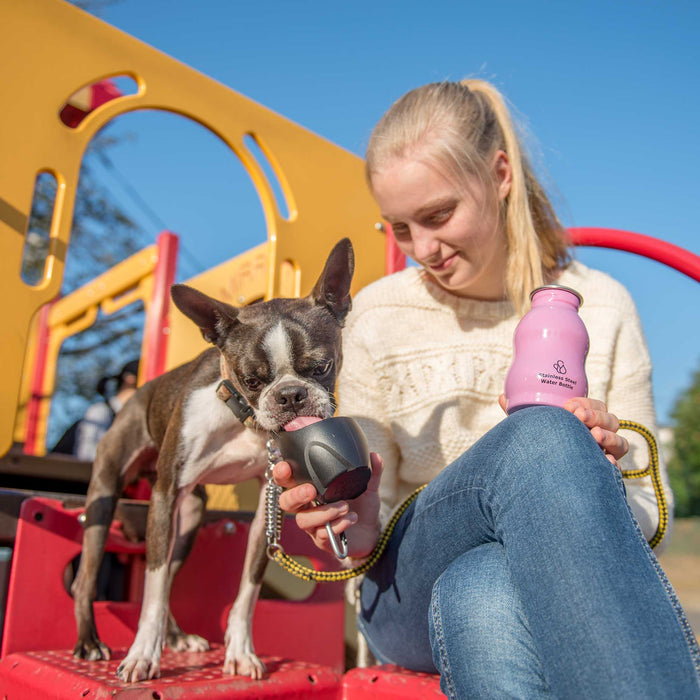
[430,543,519,640]
[506,406,593,454]
[429,543,551,697]
[491,406,609,485]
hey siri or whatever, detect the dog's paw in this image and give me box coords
[73,637,111,661]
[223,651,266,680]
[224,622,265,679]
[166,631,210,653]
[116,655,160,683]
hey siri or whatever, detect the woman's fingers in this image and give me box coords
[564,397,629,464]
[273,461,317,512]
[565,398,616,429]
[272,452,383,557]
[591,426,629,462]
[367,452,384,491]
[498,393,508,414]
[296,500,353,531]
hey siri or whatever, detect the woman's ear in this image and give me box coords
[493,150,512,201]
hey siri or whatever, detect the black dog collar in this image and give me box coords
[216,379,257,427]
[216,355,258,429]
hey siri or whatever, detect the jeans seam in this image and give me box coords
[417,485,487,522]
[615,468,700,683]
[642,532,700,680]
[430,577,456,699]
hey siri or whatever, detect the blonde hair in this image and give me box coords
[366,79,570,314]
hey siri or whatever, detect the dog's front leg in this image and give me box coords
[223,478,268,679]
[72,486,119,661]
[117,478,179,682]
[73,434,133,661]
[165,485,209,652]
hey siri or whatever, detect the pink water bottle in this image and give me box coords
[504,285,589,414]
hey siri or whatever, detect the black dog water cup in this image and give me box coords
[277,416,371,559]
[277,417,371,503]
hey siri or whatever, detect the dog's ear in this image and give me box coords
[311,237,355,323]
[170,284,239,345]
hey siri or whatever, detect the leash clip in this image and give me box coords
[325,522,349,559]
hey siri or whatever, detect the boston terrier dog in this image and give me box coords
[71,238,354,682]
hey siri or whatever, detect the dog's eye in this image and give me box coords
[312,360,333,377]
[244,376,262,391]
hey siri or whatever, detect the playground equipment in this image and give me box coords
[1,0,699,697]
[0,0,387,460]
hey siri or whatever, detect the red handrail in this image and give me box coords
[569,227,700,284]
[142,231,179,382]
[384,223,406,275]
[383,225,700,284]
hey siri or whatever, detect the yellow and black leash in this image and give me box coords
[268,420,667,582]
[269,483,427,583]
[618,420,668,549]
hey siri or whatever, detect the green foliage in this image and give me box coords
[668,359,700,517]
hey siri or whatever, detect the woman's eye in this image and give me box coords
[389,223,409,238]
[427,208,453,225]
[244,376,262,391]
[312,360,333,377]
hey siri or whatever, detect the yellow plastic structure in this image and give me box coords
[165,243,273,375]
[14,244,160,454]
[0,0,385,458]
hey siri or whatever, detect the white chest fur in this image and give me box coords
[177,381,268,489]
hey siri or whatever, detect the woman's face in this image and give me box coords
[371,150,511,299]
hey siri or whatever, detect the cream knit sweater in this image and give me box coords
[338,261,672,549]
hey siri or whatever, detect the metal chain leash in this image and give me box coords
[265,438,284,556]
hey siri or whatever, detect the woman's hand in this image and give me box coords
[563,397,629,467]
[273,452,384,558]
[498,395,629,467]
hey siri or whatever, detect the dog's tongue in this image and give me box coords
[284,416,323,432]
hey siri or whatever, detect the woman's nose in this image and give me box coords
[412,229,441,261]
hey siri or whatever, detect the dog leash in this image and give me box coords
[210,358,668,575]
[264,420,668,582]
[618,419,668,550]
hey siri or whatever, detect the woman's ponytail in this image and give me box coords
[463,79,569,314]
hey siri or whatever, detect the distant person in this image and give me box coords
[52,359,139,461]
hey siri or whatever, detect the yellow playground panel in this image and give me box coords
[0,0,387,458]
[15,239,164,453]
[165,243,276,375]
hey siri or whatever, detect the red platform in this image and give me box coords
[0,496,446,698]
[0,496,346,695]
[343,665,443,698]
[0,645,340,698]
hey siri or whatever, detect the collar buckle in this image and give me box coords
[216,378,257,429]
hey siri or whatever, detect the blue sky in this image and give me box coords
[81,0,699,424]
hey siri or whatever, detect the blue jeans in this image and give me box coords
[358,407,700,699]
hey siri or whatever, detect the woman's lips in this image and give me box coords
[428,252,457,272]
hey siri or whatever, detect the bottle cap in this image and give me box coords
[530,285,583,307]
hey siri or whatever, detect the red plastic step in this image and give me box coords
[342,664,443,698]
[1,497,345,671]
[0,644,340,698]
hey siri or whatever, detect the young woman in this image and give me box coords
[275,79,700,698]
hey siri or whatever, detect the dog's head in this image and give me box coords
[170,238,355,431]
